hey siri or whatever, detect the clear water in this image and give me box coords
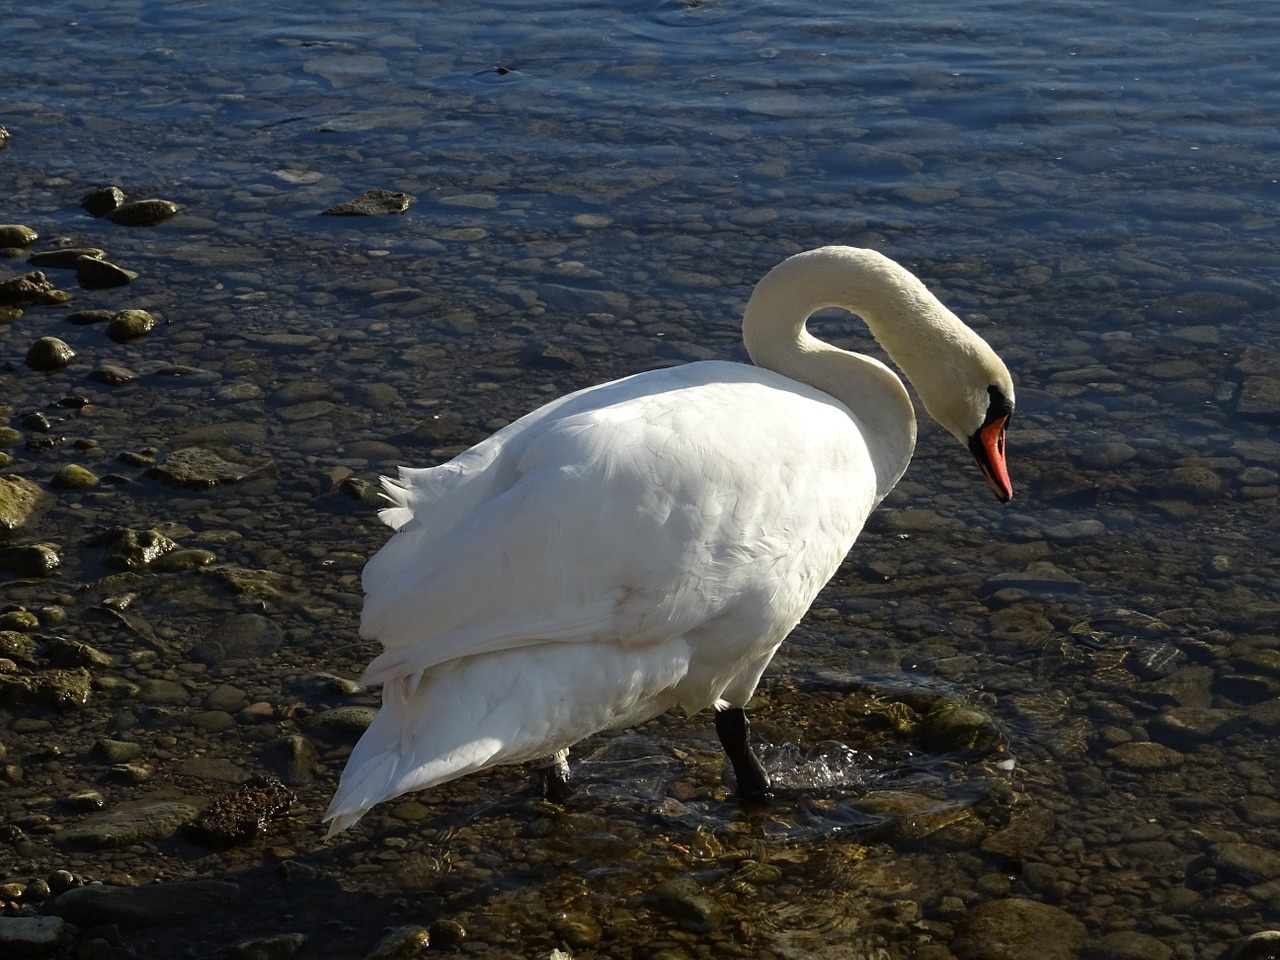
[3,2,1279,958]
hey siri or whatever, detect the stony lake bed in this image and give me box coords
[4,1,1280,959]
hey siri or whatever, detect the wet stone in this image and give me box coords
[1094,930,1174,960]
[0,225,39,248]
[75,255,137,289]
[322,188,414,216]
[146,447,261,488]
[91,527,179,570]
[644,877,723,932]
[66,308,114,325]
[225,933,307,960]
[953,898,1086,960]
[0,543,61,577]
[89,360,138,385]
[59,801,198,849]
[49,878,239,927]
[920,699,1004,754]
[51,464,99,489]
[183,774,296,847]
[81,186,126,217]
[92,738,143,763]
[28,247,106,268]
[106,308,157,343]
[42,636,111,668]
[261,733,319,786]
[25,336,75,371]
[1227,931,1280,960]
[1208,842,1280,884]
[105,198,181,226]
[361,924,430,959]
[311,706,377,736]
[1148,707,1239,747]
[1106,741,1183,772]
[0,270,53,306]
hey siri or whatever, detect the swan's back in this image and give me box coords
[358,360,892,695]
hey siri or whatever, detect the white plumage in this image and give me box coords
[325,246,1015,837]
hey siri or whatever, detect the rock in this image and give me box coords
[0,478,44,537]
[91,739,143,763]
[520,342,584,371]
[1093,930,1173,960]
[427,919,465,948]
[1208,842,1280,884]
[105,198,180,226]
[310,706,377,736]
[146,447,260,488]
[920,699,1004,754]
[981,807,1055,859]
[90,360,138,385]
[220,612,284,658]
[0,915,74,956]
[322,189,414,216]
[183,774,296,847]
[59,801,198,849]
[261,734,319,786]
[225,933,307,960]
[49,878,239,927]
[643,877,723,932]
[106,308,156,342]
[0,631,38,664]
[0,271,53,306]
[51,464,99,490]
[1149,707,1240,747]
[41,636,111,669]
[66,308,114,325]
[28,247,106,268]
[953,898,1086,960]
[1226,931,1280,960]
[551,910,602,948]
[1156,463,1225,501]
[25,336,74,371]
[82,186,126,217]
[75,255,137,289]
[1106,741,1182,772]
[0,544,60,577]
[361,925,430,959]
[0,668,92,709]
[0,225,39,248]
[89,527,179,570]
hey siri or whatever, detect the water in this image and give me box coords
[2,1,1279,958]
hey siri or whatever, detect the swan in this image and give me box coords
[324,245,1015,838]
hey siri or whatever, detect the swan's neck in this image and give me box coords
[741,247,968,499]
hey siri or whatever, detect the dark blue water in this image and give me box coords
[3,3,1279,959]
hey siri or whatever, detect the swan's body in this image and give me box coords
[325,246,1015,837]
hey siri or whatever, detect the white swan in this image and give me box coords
[324,246,1014,838]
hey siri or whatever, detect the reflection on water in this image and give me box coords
[2,0,1279,957]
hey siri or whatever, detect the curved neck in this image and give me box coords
[742,247,963,499]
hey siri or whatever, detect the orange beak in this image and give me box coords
[970,416,1013,503]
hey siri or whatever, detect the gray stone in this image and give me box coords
[147,447,260,488]
[225,933,307,960]
[0,225,38,248]
[0,915,74,956]
[1093,930,1173,960]
[81,186,126,217]
[0,271,53,306]
[1209,842,1280,884]
[59,801,199,849]
[322,189,413,216]
[261,734,319,786]
[1106,741,1182,772]
[360,924,430,959]
[106,309,156,343]
[49,878,239,927]
[0,476,49,531]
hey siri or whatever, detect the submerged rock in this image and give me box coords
[59,801,199,849]
[361,924,430,960]
[106,308,157,342]
[28,247,106,268]
[952,898,1085,960]
[322,188,414,216]
[76,255,138,289]
[49,878,239,927]
[147,447,261,488]
[0,543,61,576]
[89,527,179,570]
[106,198,180,226]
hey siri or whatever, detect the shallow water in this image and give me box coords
[2,1,1279,958]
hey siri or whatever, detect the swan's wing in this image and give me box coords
[359,366,879,691]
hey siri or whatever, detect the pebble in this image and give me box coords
[322,189,413,216]
[81,186,126,217]
[360,924,430,960]
[146,447,261,488]
[27,247,106,268]
[50,464,99,489]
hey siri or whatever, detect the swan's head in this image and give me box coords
[917,342,1015,503]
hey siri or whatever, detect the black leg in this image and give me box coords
[536,750,574,803]
[715,707,770,801]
